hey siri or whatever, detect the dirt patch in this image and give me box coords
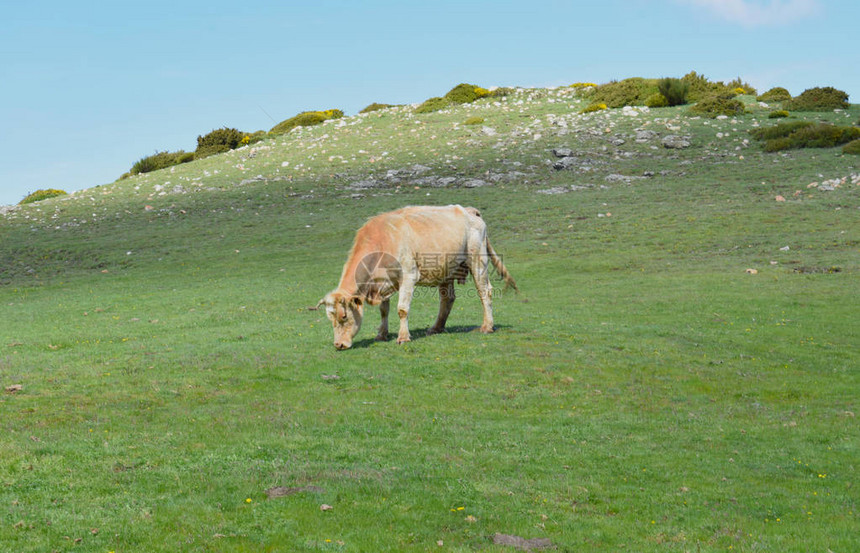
[492,533,554,551]
[793,266,842,274]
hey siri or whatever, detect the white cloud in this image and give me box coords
[680,0,821,27]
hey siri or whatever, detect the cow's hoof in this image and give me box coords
[426,326,444,336]
[479,325,495,334]
[375,332,389,342]
[396,336,411,345]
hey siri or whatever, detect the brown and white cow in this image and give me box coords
[318,205,517,350]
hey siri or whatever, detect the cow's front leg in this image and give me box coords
[396,277,416,344]
[427,281,455,335]
[376,298,390,341]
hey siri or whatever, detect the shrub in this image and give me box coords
[768,110,790,119]
[580,102,608,114]
[128,150,194,175]
[657,77,690,106]
[682,71,729,102]
[749,121,813,140]
[488,87,514,98]
[444,83,489,104]
[196,127,245,154]
[464,116,485,125]
[19,189,67,205]
[244,130,267,146]
[587,78,658,108]
[751,122,860,152]
[726,77,757,96]
[688,94,745,118]
[785,87,850,111]
[787,123,860,148]
[757,87,792,103]
[415,83,502,114]
[571,82,598,88]
[415,96,451,114]
[269,110,343,135]
[645,93,669,108]
[843,139,860,155]
[360,103,394,114]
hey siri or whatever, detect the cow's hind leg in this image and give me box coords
[396,274,416,344]
[427,281,455,335]
[469,251,494,333]
[376,298,390,341]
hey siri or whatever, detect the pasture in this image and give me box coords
[1,86,858,551]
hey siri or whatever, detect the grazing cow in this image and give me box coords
[318,205,517,350]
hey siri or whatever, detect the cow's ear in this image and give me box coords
[350,295,366,308]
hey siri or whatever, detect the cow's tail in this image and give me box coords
[486,238,518,292]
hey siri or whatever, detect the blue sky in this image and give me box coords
[1,0,857,206]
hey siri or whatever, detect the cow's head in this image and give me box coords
[319,292,364,350]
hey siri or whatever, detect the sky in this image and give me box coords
[1,0,857,206]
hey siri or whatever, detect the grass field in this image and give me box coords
[1,86,859,552]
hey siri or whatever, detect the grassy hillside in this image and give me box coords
[1,86,859,552]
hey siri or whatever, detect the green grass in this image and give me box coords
[2,85,859,552]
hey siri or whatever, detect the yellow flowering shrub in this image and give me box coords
[579,102,608,114]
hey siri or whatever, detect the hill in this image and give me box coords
[1,84,859,552]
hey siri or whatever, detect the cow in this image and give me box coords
[318,205,517,350]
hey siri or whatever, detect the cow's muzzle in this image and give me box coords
[334,341,351,350]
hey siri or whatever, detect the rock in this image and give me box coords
[610,137,626,146]
[551,148,574,158]
[348,179,380,190]
[482,126,498,136]
[410,164,432,175]
[662,135,691,149]
[635,130,659,142]
[605,174,646,183]
[462,179,490,188]
[552,157,579,171]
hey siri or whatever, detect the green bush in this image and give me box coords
[757,87,792,103]
[657,77,690,106]
[269,109,344,135]
[464,116,485,125]
[415,84,505,114]
[682,71,730,102]
[19,189,67,205]
[196,127,245,154]
[587,77,658,108]
[645,93,669,108]
[749,121,814,141]
[843,139,860,155]
[785,87,850,111]
[751,122,860,152]
[726,77,757,96]
[768,110,790,119]
[688,94,745,118]
[415,96,451,114]
[130,150,195,174]
[444,83,490,104]
[360,103,395,114]
[243,130,267,146]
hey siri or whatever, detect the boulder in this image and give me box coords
[662,135,691,149]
